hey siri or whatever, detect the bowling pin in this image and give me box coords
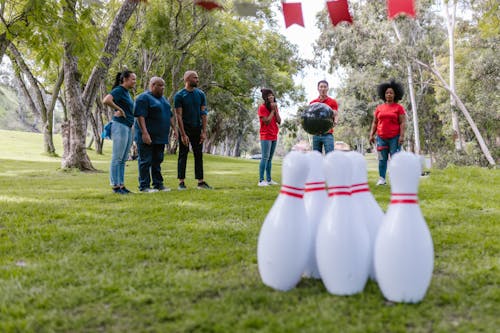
[347,151,384,281]
[316,151,370,295]
[374,152,434,303]
[303,151,327,279]
[257,151,311,291]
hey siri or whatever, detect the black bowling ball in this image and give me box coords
[301,102,334,135]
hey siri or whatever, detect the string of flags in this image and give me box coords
[194,1,416,28]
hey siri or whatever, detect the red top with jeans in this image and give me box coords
[258,104,279,141]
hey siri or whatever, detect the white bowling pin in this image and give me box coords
[316,151,370,295]
[374,152,434,303]
[348,151,384,281]
[303,151,327,279]
[257,151,311,291]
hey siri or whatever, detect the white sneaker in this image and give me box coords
[376,177,386,186]
[258,180,269,187]
[139,188,159,193]
[267,180,279,185]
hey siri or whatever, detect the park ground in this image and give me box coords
[0,129,499,332]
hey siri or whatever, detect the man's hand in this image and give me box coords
[114,109,124,117]
[398,136,404,145]
[369,135,375,144]
[200,130,206,144]
[142,132,152,145]
[181,133,189,146]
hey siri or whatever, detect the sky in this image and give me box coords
[272,1,339,117]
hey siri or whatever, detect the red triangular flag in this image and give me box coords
[282,2,304,28]
[387,0,415,19]
[326,0,353,26]
[194,0,223,11]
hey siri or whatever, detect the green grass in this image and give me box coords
[0,129,499,332]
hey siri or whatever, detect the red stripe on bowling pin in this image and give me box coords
[280,184,305,198]
[327,185,351,197]
[305,181,326,193]
[390,193,418,204]
[351,182,370,194]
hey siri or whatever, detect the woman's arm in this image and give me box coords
[102,94,124,117]
[369,116,378,144]
[398,113,406,145]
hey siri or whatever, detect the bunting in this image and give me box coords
[192,1,417,27]
[326,0,353,26]
[194,0,223,11]
[282,2,304,28]
[387,0,416,19]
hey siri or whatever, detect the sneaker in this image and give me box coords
[197,181,213,190]
[112,187,125,194]
[267,180,279,185]
[139,188,159,193]
[120,187,132,194]
[155,185,171,192]
[258,180,269,187]
[376,177,386,186]
[178,182,187,190]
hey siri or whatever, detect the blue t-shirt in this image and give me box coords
[110,85,135,127]
[173,88,207,128]
[134,91,173,144]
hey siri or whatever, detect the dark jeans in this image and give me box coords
[376,135,401,179]
[137,143,165,189]
[178,125,203,180]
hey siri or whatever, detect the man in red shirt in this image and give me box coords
[309,80,339,154]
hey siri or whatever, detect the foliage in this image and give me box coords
[312,0,498,165]
[0,129,499,332]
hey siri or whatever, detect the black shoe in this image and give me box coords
[120,187,132,194]
[155,185,171,192]
[113,187,125,194]
[197,181,212,190]
[178,182,187,190]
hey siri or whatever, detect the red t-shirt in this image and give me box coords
[374,103,406,139]
[258,104,279,141]
[309,96,338,134]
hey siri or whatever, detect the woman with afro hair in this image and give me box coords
[369,80,407,185]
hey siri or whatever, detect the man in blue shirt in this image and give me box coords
[174,70,212,190]
[134,77,176,192]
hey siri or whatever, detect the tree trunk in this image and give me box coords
[82,0,139,109]
[391,21,421,155]
[415,59,496,166]
[406,64,421,154]
[62,43,96,171]
[0,33,8,60]
[61,0,139,169]
[443,0,463,150]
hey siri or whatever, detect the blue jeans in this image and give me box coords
[137,143,165,190]
[376,135,401,179]
[313,133,334,154]
[110,121,133,186]
[259,140,277,182]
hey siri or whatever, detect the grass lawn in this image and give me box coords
[0,129,499,332]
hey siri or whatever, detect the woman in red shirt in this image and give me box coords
[258,88,281,186]
[369,80,406,185]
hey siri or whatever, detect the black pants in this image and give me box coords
[138,143,165,189]
[178,125,203,180]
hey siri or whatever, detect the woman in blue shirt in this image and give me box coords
[102,70,136,194]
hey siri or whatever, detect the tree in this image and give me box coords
[61,0,140,170]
